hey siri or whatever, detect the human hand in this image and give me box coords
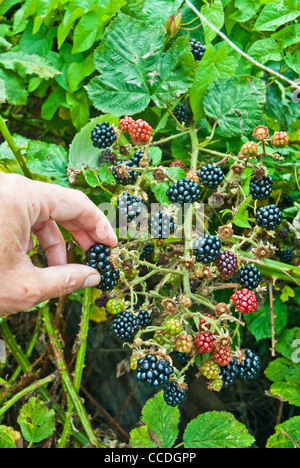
[0,173,117,316]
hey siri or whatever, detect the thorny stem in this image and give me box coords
[269,278,277,357]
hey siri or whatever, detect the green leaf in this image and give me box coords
[266,416,300,448]
[0,68,28,105]
[0,134,29,161]
[72,10,103,54]
[26,140,69,186]
[41,87,67,120]
[272,24,300,48]
[86,12,195,116]
[141,392,180,448]
[254,2,300,31]
[265,357,300,383]
[203,76,266,137]
[151,182,170,205]
[0,425,22,449]
[149,147,162,166]
[66,90,90,131]
[230,0,261,22]
[275,327,300,360]
[280,285,295,303]
[67,54,95,94]
[269,381,300,406]
[68,115,119,168]
[130,425,158,448]
[0,51,59,79]
[244,296,287,341]
[18,397,55,444]
[285,51,300,75]
[183,411,255,448]
[201,0,224,43]
[247,38,283,64]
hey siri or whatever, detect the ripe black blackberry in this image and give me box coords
[141,242,154,258]
[91,121,116,149]
[163,381,186,407]
[235,265,262,290]
[255,204,283,230]
[173,350,191,366]
[189,38,205,61]
[279,248,294,264]
[174,103,192,125]
[193,234,221,264]
[215,250,239,279]
[98,149,116,165]
[129,150,152,167]
[250,175,273,201]
[198,163,224,189]
[277,227,289,239]
[166,178,201,206]
[112,161,138,186]
[84,243,119,292]
[149,211,175,239]
[111,312,139,342]
[136,354,173,387]
[136,309,152,328]
[238,349,261,381]
[117,192,145,223]
[220,358,239,388]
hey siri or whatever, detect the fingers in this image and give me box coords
[32,220,67,266]
[37,183,118,248]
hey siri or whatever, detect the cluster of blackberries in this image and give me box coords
[141,242,154,258]
[215,250,238,279]
[129,150,152,167]
[91,121,116,149]
[84,243,119,292]
[111,311,139,342]
[279,248,294,264]
[163,381,186,407]
[149,211,175,239]
[193,234,221,264]
[250,175,273,200]
[136,309,152,328]
[198,164,224,189]
[255,204,283,230]
[174,103,192,125]
[189,38,205,60]
[99,149,116,165]
[117,192,145,223]
[221,349,261,387]
[235,265,262,290]
[166,178,201,205]
[112,161,138,185]
[136,354,173,387]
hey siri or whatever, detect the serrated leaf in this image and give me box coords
[0,134,29,161]
[244,296,287,341]
[183,411,255,448]
[265,357,300,383]
[285,51,300,75]
[86,13,194,116]
[0,425,22,449]
[18,397,55,444]
[130,425,158,448]
[141,392,180,448]
[203,76,266,137]
[266,416,300,448]
[151,182,170,205]
[269,381,300,406]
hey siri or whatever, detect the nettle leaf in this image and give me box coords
[141,392,180,448]
[266,416,300,448]
[247,38,283,64]
[68,115,119,168]
[269,381,300,407]
[254,2,300,31]
[0,425,22,449]
[86,12,195,116]
[190,44,237,121]
[0,51,60,79]
[183,411,255,448]
[201,0,224,43]
[18,397,55,444]
[203,76,266,137]
[244,296,287,341]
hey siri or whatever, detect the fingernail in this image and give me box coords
[83,273,100,288]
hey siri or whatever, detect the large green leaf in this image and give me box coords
[269,381,300,407]
[203,76,266,137]
[86,12,195,116]
[183,411,255,448]
[266,416,300,448]
[18,397,55,444]
[0,425,22,449]
[265,357,300,384]
[247,38,283,64]
[254,2,300,31]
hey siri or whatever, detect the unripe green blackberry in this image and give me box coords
[208,378,223,392]
[175,334,193,353]
[201,359,221,379]
[130,353,142,370]
[154,330,171,346]
[106,298,125,315]
[165,318,182,336]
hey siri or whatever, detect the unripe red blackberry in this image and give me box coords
[212,345,232,366]
[201,359,221,379]
[186,171,199,183]
[119,116,135,133]
[231,289,257,314]
[175,334,193,353]
[271,131,289,148]
[194,331,216,354]
[199,313,214,332]
[170,160,187,171]
[130,119,152,144]
[240,141,258,158]
[215,250,239,279]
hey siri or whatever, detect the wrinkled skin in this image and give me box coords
[0,173,117,316]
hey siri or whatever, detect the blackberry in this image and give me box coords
[84,243,120,292]
[129,150,152,167]
[141,242,154,258]
[198,164,224,189]
[277,227,289,239]
[136,354,173,387]
[220,358,239,387]
[117,192,146,223]
[189,38,205,61]
[215,250,239,279]
[91,121,116,149]
[166,178,201,205]
[201,360,220,379]
[98,149,116,165]
[238,349,261,381]
[193,234,221,264]
[163,381,186,407]
[189,279,199,293]
[279,248,294,264]
[282,195,294,207]
[174,104,192,125]
[111,311,139,342]
[106,298,125,315]
[255,204,283,230]
[173,350,190,366]
[235,265,262,290]
[170,160,187,171]
[136,309,152,328]
[149,211,175,239]
[250,175,273,201]
[112,161,138,186]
